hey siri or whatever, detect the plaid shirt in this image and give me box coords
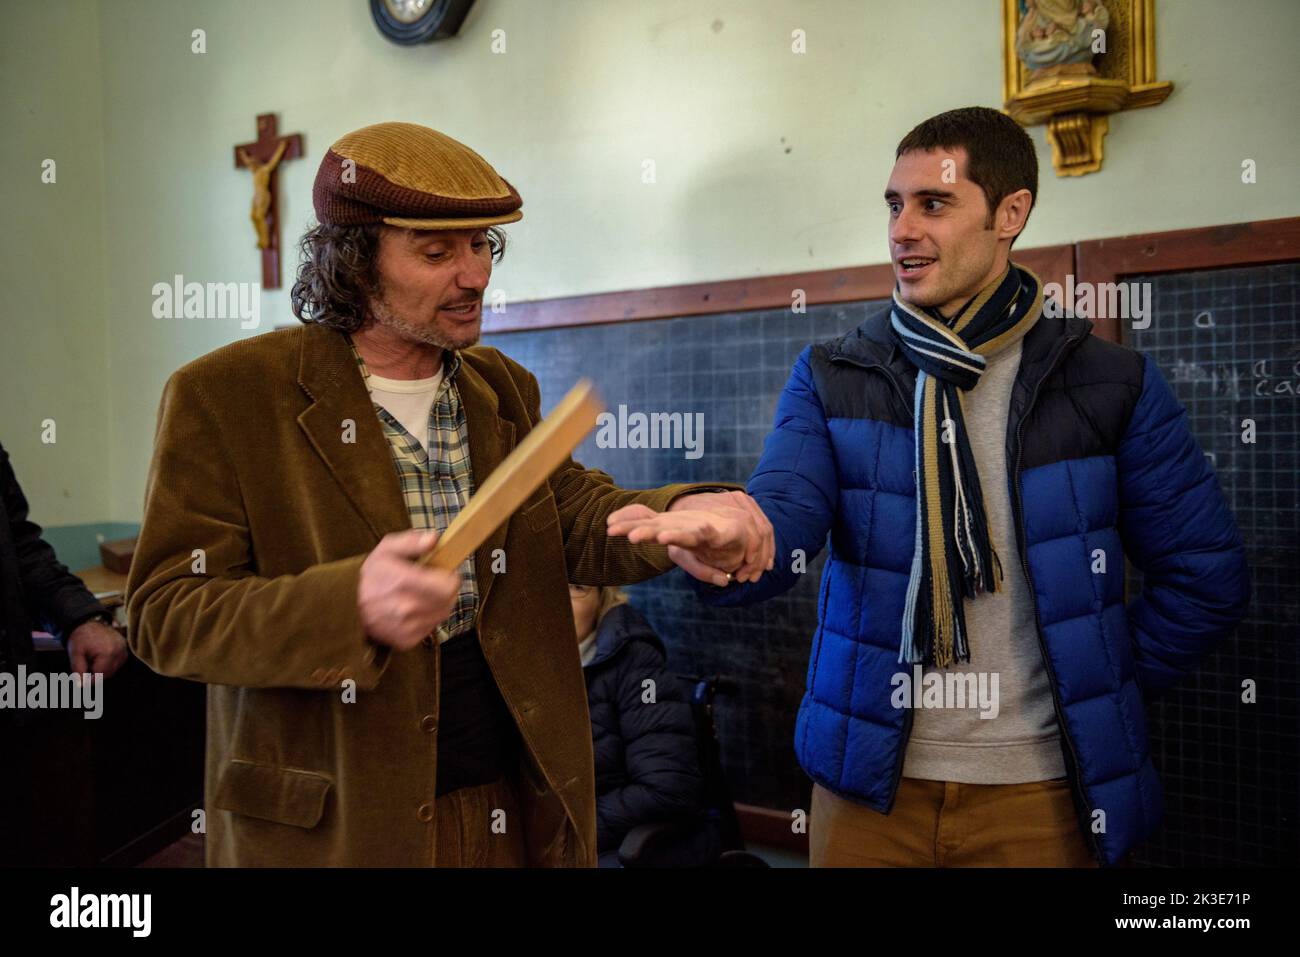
[350,341,478,642]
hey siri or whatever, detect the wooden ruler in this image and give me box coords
[420,378,604,571]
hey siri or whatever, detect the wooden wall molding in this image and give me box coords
[1076,216,1300,342]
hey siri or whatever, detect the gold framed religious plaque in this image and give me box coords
[1002,0,1173,176]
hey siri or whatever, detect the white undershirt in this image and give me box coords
[365,369,443,448]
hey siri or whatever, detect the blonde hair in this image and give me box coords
[595,586,630,624]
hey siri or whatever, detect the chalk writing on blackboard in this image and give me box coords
[1251,357,1300,397]
[1165,357,1300,397]
[1168,358,1245,399]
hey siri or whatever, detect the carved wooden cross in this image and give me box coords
[233,113,303,289]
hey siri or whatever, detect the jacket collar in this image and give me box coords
[583,602,664,670]
[453,349,513,611]
[296,325,410,541]
[827,304,902,369]
[1016,309,1093,389]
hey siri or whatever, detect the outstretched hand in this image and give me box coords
[606,490,774,587]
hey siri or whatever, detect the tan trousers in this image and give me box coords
[433,773,528,867]
[810,776,1098,867]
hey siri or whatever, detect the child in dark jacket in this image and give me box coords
[569,584,720,867]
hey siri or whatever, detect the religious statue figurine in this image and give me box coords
[1015,0,1110,80]
[237,139,289,249]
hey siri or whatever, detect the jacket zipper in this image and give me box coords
[1009,332,1104,863]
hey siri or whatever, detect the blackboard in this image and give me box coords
[1126,261,1299,867]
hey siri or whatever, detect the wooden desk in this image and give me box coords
[74,564,127,599]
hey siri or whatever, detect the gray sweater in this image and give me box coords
[900,338,1067,784]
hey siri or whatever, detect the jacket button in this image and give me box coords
[417,803,434,823]
[421,714,437,733]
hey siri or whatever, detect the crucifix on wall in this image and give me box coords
[233,113,303,289]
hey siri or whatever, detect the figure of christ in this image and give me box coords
[238,138,289,249]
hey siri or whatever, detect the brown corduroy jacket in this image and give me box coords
[126,323,731,867]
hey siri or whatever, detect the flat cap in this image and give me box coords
[313,121,522,230]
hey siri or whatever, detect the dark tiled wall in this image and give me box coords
[1127,262,1299,867]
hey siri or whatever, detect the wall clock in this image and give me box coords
[370,0,476,45]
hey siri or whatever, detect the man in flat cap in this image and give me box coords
[127,122,772,867]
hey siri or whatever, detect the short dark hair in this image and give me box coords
[291,224,508,332]
[895,106,1038,242]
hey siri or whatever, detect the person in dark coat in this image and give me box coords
[1,439,128,866]
[1,441,126,680]
[570,583,720,867]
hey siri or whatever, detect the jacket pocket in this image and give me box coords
[212,759,333,829]
[520,491,560,533]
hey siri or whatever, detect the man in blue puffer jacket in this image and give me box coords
[609,107,1250,867]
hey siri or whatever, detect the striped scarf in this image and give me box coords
[891,263,1044,666]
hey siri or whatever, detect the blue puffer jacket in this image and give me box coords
[698,308,1250,866]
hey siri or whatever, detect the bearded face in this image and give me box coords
[365,226,492,351]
